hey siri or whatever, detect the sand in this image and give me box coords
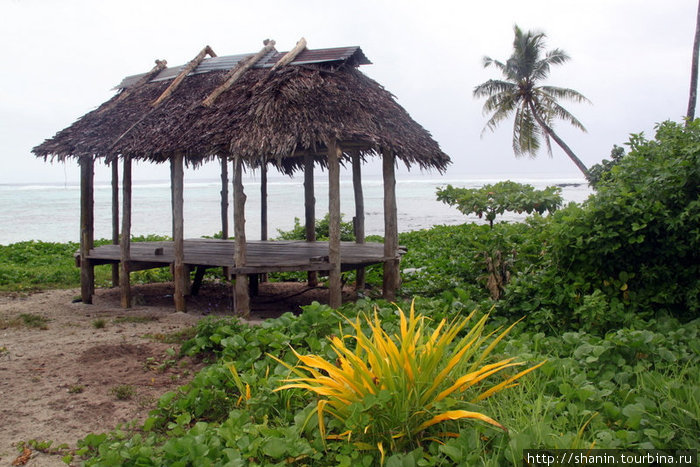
[0,281,349,466]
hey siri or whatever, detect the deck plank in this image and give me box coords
[86,240,399,275]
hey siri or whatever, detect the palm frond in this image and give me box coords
[473,79,518,99]
[512,106,541,158]
[540,86,590,104]
[482,56,508,74]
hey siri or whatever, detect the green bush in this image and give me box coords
[276,213,356,241]
[550,121,700,320]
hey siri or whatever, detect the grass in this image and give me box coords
[114,315,159,324]
[0,313,50,330]
[92,318,106,329]
[110,384,136,401]
[144,326,197,344]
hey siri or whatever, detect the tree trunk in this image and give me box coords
[530,101,589,179]
[688,0,700,123]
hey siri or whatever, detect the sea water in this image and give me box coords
[0,174,592,245]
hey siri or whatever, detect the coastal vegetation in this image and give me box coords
[3,119,698,464]
[474,25,591,178]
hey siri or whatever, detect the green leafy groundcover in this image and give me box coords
[73,299,699,466]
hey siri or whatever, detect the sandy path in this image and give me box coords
[0,281,351,466]
[0,287,209,466]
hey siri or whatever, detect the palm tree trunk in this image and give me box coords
[529,101,590,179]
[687,0,700,123]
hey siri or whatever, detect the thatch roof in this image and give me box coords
[33,42,451,174]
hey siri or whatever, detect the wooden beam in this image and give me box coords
[153,45,216,108]
[111,158,120,287]
[328,139,342,308]
[172,152,187,312]
[382,148,399,300]
[304,153,318,287]
[79,156,95,304]
[351,151,366,291]
[233,154,250,317]
[270,37,307,71]
[202,40,276,107]
[120,156,132,308]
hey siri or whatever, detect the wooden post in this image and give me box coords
[351,151,366,291]
[220,155,230,279]
[120,156,132,308]
[172,152,187,312]
[233,154,250,317]
[304,153,318,287]
[328,139,342,308]
[79,156,95,304]
[382,148,399,300]
[110,159,119,287]
[261,163,268,241]
[259,163,268,284]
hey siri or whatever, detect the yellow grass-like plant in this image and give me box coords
[271,302,545,452]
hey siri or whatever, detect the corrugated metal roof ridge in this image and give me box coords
[115,45,369,89]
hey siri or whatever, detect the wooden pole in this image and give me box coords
[100,59,167,114]
[351,151,366,291]
[220,155,229,239]
[304,153,318,287]
[221,155,230,279]
[202,40,276,107]
[258,162,268,284]
[79,156,95,304]
[172,152,187,312]
[153,45,216,108]
[120,156,132,308]
[110,159,119,287]
[382,148,399,300]
[233,154,250,317]
[328,139,342,308]
[271,37,307,71]
[261,163,268,241]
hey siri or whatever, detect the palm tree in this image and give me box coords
[474,25,590,178]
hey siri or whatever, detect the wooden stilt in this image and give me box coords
[328,139,342,308]
[260,163,268,283]
[351,151,366,291]
[220,155,230,279]
[382,148,399,300]
[261,163,268,241]
[172,152,187,312]
[111,159,119,287]
[304,153,318,287]
[79,156,95,304]
[120,156,132,308]
[233,154,250,317]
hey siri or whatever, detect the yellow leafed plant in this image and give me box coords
[271,301,545,452]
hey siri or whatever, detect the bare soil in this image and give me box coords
[0,281,353,466]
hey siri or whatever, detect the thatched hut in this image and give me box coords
[33,39,450,316]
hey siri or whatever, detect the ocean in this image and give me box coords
[0,174,592,245]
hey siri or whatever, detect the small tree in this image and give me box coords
[436,180,563,228]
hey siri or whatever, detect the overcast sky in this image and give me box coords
[0,0,696,184]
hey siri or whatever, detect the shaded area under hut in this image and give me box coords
[33,38,450,317]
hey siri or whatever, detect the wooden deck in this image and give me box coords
[84,239,402,275]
